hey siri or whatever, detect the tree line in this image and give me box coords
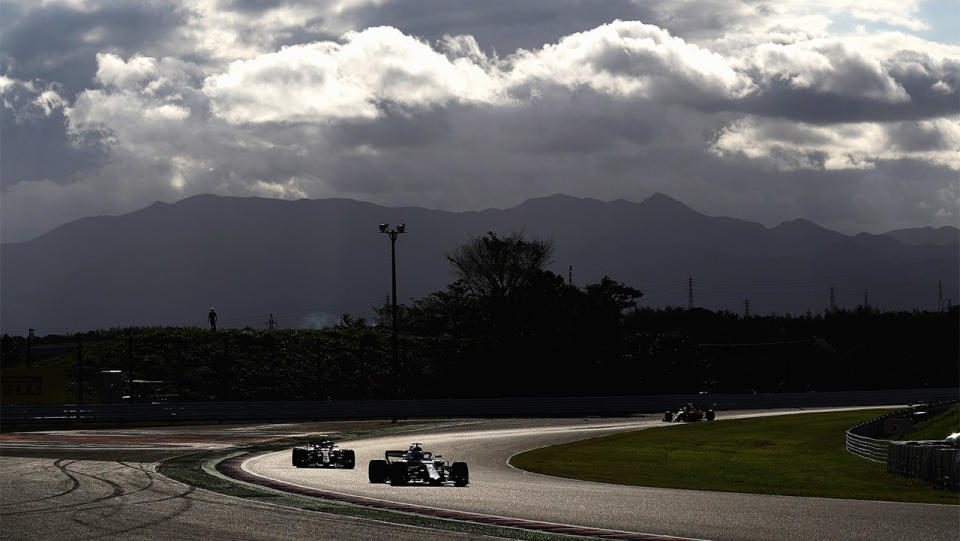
[2,232,957,402]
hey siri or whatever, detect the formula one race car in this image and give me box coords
[663,403,716,422]
[292,436,356,468]
[368,443,469,486]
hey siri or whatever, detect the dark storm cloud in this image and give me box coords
[887,122,953,152]
[0,108,106,189]
[339,0,656,55]
[217,0,289,13]
[1,1,957,244]
[734,57,959,124]
[331,105,454,150]
[1,2,187,96]
[736,86,931,124]
[501,91,673,154]
[0,1,187,190]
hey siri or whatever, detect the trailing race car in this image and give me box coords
[663,403,716,422]
[368,443,469,486]
[292,436,356,468]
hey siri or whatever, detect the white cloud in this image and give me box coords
[32,88,66,115]
[3,3,959,244]
[203,26,505,124]
[96,53,160,90]
[0,75,19,94]
[712,117,960,171]
[507,20,753,101]
[67,54,204,156]
[746,39,909,102]
[164,0,385,66]
[0,74,66,119]
[797,0,928,32]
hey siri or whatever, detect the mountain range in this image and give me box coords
[2,193,957,333]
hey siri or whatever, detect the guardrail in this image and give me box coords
[845,407,914,462]
[845,429,890,462]
[3,387,957,426]
[845,400,959,490]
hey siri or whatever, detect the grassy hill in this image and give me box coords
[907,405,960,441]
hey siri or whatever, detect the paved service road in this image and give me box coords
[243,413,958,541]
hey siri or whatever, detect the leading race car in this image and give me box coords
[292,436,356,468]
[368,443,469,486]
[663,403,716,422]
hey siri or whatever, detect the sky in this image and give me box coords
[1,0,958,243]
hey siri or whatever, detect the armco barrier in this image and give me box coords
[2,387,957,426]
[845,406,918,463]
[845,401,959,490]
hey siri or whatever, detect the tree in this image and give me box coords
[446,231,554,300]
[583,276,644,316]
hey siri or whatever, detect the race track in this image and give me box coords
[0,420,484,541]
[1,410,956,540]
[0,456,481,541]
[242,413,957,541]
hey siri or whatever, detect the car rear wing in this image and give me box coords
[384,450,405,462]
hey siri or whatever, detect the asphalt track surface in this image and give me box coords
[0,421,484,541]
[0,456,486,541]
[1,410,956,540]
[242,411,958,541]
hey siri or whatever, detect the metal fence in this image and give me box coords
[3,387,957,426]
[845,400,959,490]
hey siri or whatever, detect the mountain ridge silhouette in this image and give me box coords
[2,193,956,332]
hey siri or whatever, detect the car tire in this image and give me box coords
[368,460,387,483]
[342,449,356,469]
[389,461,408,486]
[663,411,673,422]
[292,448,307,467]
[706,410,716,421]
[452,462,469,487]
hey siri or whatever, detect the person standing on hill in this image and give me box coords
[208,307,218,331]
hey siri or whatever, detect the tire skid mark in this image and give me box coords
[64,462,130,533]
[67,462,136,528]
[65,461,127,503]
[74,484,196,540]
[3,460,127,517]
[0,459,81,508]
[220,452,699,541]
[111,461,156,498]
[5,476,197,518]
[47,462,198,539]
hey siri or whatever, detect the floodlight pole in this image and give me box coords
[379,223,406,399]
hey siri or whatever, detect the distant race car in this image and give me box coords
[292,436,356,468]
[663,403,716,422]
[368,442,469,486]
[946,432,960,448]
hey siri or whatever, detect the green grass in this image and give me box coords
[906,405,959,441]
[510,409,959,505]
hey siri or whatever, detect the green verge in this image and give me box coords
[905,405,959,441]
[157,424,576,541]
[510,409,959,505]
